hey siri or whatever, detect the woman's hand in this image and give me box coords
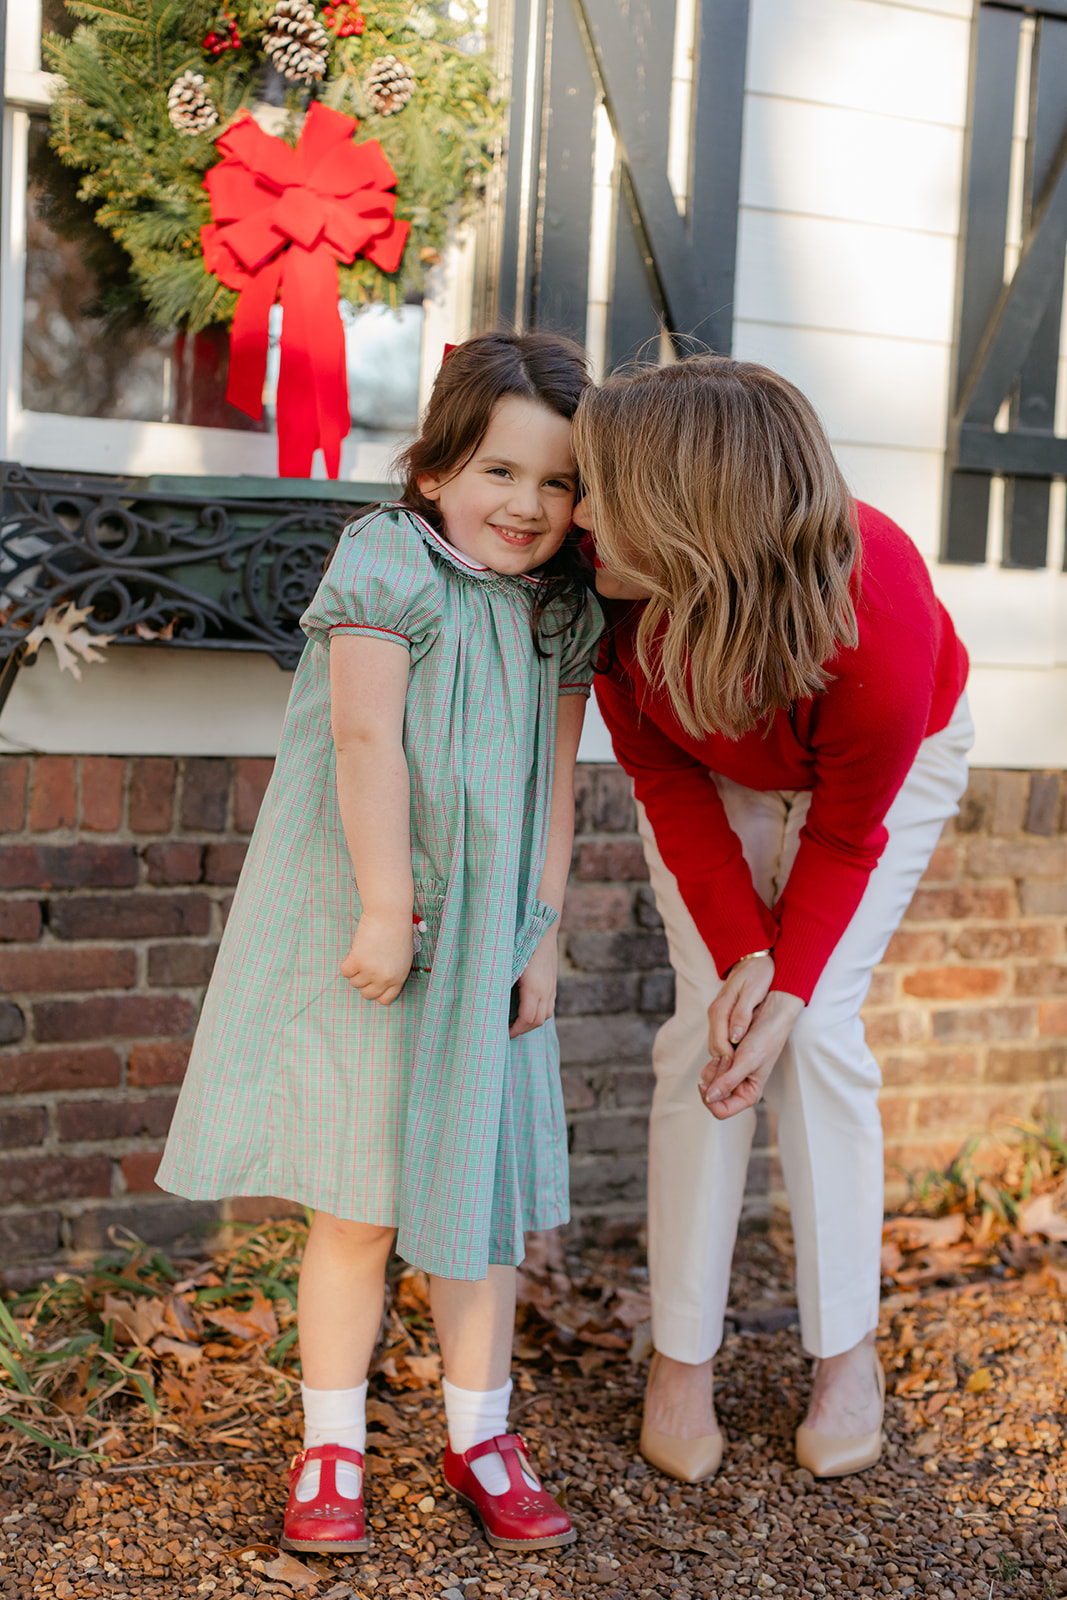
[700,976,805,1119]
[707,953,776,1057]
[510,930,558,1039]
[340,910,414,1004]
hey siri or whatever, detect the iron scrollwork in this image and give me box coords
[0,462,382,671]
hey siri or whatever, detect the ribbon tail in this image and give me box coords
[276,245,349,479]
[225,258,283,420]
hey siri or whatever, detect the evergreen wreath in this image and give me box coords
[45,1,500,333]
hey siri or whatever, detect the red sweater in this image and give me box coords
[595,503,969,1003]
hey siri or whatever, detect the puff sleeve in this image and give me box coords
[557,596,604,696]
[300,508,443,661]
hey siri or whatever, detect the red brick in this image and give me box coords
[876,1094,912,1137]
[880,1049,979,1087]
[204,841,248,885]
[80,757,124,832]
[1025,772,1061,836]
[122,1150,163,1193]
[991,771,1028,836]
[612,1069,656,1107]
[0,1154,111,1204]
[128,758,176,833]
[0,1209,61,1261]
[864,970,897,1006]
[912,1089,1033,1133]
[965,839,1067,879]
[0,1046,121,1093]
[1022,882,1067,917]
[0,946,135,993]
[234,758,274,832]
[919,845,957,883]
[34,994,196,1043]
[1013,963,1067,997]
[593,768,637,832]
[180,759,229,832]
[932,1004,1035,1043]
[905,887,1015,922]
[147,942,218,987]
[57,1096,177,1143]
[863,1010,927,1048]
[127,1040,192,1087]
[953,924,1060,960]
[29,756,76,831]
[882,930,947,965]
[560,1071,596,1112]
[0,1105,47,1149]
[0,844,138,890]
[571,1112,649,1153]
[901,966,1003,1000]
[0,900,42,942]
[0,1002,26,1044]
[575,839,649,882]
[0,758,28,832]
[986,1045,1067,1083]
[144,841,203,885]
[50,893,211,941]
[1038,1001,1067,1037]
[560,885,633,931]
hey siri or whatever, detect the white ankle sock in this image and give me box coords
[442,1376,538,1496]
[297,1381,367,1502]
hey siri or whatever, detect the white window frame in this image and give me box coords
[1,0,473,481]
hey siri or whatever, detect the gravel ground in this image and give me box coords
[3,1224,1066,1600]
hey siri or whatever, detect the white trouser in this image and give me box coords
[639,693,974,1361]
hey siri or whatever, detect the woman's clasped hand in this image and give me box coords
[700,954,804,1118]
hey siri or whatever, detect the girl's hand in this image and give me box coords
[510,930,558,1039]
[700,988,805,1118]
[340,911,414,1004]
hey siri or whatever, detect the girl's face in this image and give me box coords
[418,395,577,576]
[572,496,654,600]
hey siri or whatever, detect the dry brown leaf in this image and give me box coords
[1015,1192,1067,1240]
[24,601,113,678]
[884,1214,966,1249]
[609,1287,653,1327]
[967,1367,994,1393]
[204,1288,278,1343]
[880,1241,904,1274]
[401,1351,442,1384]
[103,1293,168,1347]
[366,1398,406,1432]
[263,1551,321,1590]
[152,1336,203,1370]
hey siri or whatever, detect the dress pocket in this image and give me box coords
[410,879,447,977]
[511,897,559,984]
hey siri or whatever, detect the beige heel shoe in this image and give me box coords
[639,1352,724,1483]
[795,1358,885,1478]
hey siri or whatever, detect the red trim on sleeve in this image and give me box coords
[329,623,413,644]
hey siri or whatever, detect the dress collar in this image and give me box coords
[395,505,542,586]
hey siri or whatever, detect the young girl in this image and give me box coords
[157,332,601,1554]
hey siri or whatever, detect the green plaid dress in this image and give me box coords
[157,507,601,1279]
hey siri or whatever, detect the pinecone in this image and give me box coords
[364,54,415,116]
[167,71,219,134]
[263,0,329,84]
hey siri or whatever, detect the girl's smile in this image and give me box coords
[418,395,577,575]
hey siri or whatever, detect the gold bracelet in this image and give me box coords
[732,948,772,969]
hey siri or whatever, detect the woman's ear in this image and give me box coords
[417,474,442,503]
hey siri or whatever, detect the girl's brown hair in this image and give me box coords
[572,355,859,739]
[396,330,594,651]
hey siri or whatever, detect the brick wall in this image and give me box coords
[0,754,1065,1268]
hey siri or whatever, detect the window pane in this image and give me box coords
[22,117,424,440]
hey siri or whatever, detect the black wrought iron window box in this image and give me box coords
[0,464,394,687]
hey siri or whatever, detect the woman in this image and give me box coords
[571,356,971,1481]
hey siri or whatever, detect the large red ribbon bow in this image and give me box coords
[201,102,409,478]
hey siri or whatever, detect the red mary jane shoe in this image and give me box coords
[282,1444,369,1553]
[444,1432,576,1552]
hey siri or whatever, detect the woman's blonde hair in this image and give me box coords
[572,355,859,739]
